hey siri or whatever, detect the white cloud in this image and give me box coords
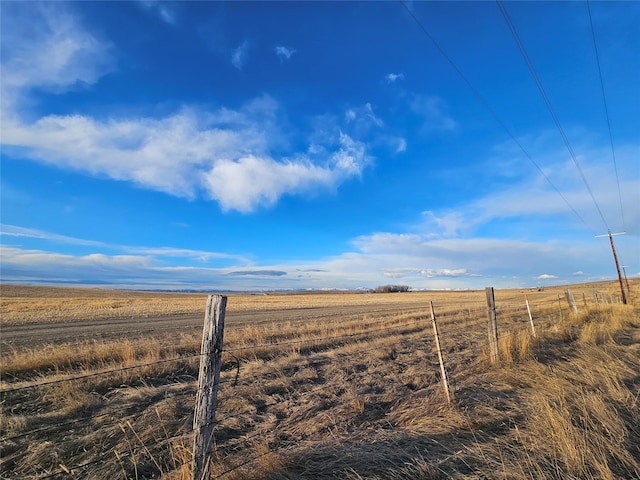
[232,40,249,69]
[573,271,584,276]
[537,274,558,280]
[2,103,370,212]
[1,246,149,273]
[383,271,405,279]
[382,267,473,279]
[385,73,404,84]
[275,45,296,61]
[0,2,113,112]
[395,138,407,153]
[420,268,471,278]
[0,5,373,214]
[202,132,369,212]
[203,155,333,212]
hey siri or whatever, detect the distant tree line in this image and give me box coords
[370,285,410,293]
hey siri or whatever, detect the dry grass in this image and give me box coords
[1,280,638,479]
[0,280,625,325]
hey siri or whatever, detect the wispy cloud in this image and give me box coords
[395,138,407,153]
[232,40,249,69]
[0,245,290,289]
[403,135,639,245]
[409,94,457,134]
[1,224,250,265]
[124,246,248,264]
[343,103,383,136]
[0,246,152,284]
[138,1,177,25]
[0,2,113,112]
[385,73,404,84]
[0,6,373,214]
[274,45,296,61]
[1,224,107,247]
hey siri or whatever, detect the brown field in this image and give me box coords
[1,280,639,479]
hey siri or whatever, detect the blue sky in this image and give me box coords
[1,1,638,291]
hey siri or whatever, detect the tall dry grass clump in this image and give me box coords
[498,328,535,365]
[577,305,637,345]
[480,303,640,480]
[511,342,640,479]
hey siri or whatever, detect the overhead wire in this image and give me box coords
[586,0,626,232]
[496,0,611,231]
[398,0,588,228]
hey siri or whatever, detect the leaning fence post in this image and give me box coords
[564,289,578,314]
[524,294,536,338]
[193,295,227,480]
[429,301,452,404]
[485,287,499,365]
[593,290,599,308]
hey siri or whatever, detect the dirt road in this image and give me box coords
[0,303,428,350]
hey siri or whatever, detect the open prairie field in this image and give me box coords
[1,280,639,479]
[0,281,627,349]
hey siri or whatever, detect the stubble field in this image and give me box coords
[1,281,639,479]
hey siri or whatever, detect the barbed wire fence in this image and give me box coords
[0,286,615,479]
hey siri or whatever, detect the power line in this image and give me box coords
[398,0,588,228]
[586,0,626,231]
[496,0,610,231]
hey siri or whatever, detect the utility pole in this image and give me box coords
[595,230,627,305]
[621,265,631,294]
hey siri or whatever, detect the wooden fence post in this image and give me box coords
[557,294,564,324]
[564,289,578,314]
[582,292,588,309]
[524,294,536,338]
[593,290,599,308]
[429,301,452,404]
[485,287,499,365]
[193,295,227,480]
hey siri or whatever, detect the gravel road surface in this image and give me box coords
[1,303,428,350]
